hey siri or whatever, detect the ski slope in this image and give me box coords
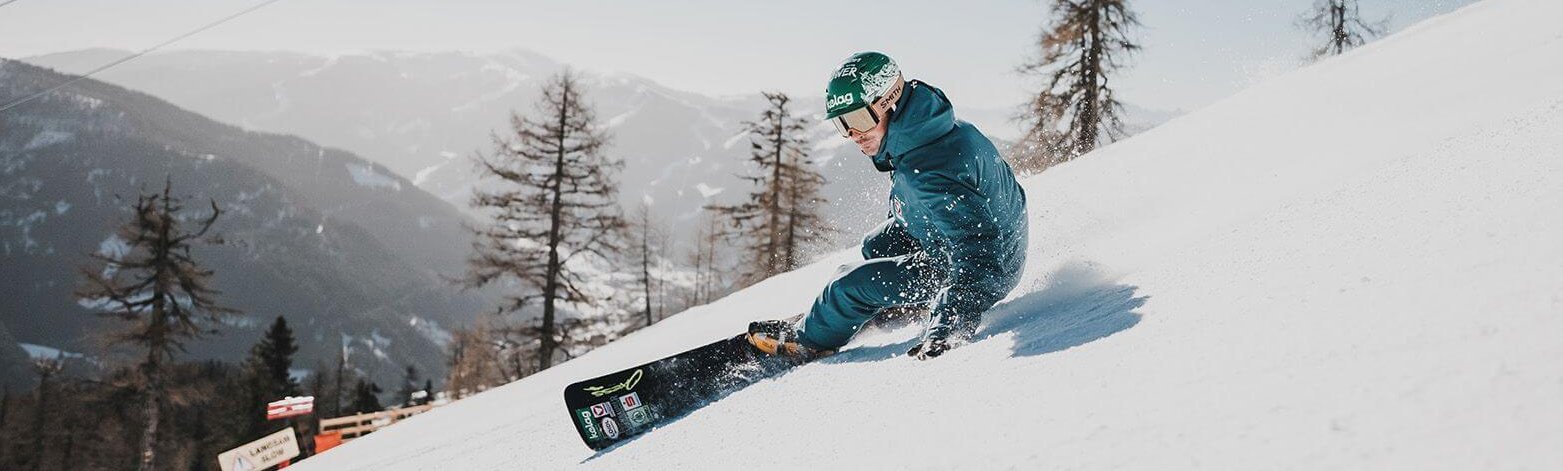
[293,1,1563,469]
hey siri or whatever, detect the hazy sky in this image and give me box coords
[0,0,1478,112]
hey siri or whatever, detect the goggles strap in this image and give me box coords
[871,76,906,121]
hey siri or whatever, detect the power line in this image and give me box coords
[0,1,21,10]
[0,0,285,113]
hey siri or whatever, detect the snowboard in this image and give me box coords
[563,328,803,450]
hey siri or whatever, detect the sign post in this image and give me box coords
[265,396,314,421]
[217,428,300,471]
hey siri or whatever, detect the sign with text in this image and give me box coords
[218,428,299,471]
[266,396,314,420]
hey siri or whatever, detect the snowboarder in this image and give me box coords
[747,52,1028,360]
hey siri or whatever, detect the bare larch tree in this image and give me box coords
[76,180,234,471]
[444,324,504,399]
[684,213,727,307]
[626,202,664,328]
[1017,0,1142,172]
[710,91,830,284]
[464,71,625,371]
[1300,0,1386,60]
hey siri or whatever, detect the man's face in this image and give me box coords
[849,112,891,156]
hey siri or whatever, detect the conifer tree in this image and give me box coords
[348,379,382,414]
[248,316,300,401]
[332,340,348,417]
[1017,0,1142,171]
[0,386,10,467]
[306,360,332,416]
[710,92,830,284]
[239,316,298,437]
[0,387,9,431]
[76,180,233,471]
[1299,0,1386,60]
[464,71,626,371]
[396,365,420,407]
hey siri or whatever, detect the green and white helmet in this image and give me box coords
[825,51,906,137]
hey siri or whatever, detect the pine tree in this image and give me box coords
[247,316,300,401]
[76,180,234,471]
[332,340,348,417]
[306,360,332,418]
[395,365,419,408]
[239,316,298,438]
[348,379,382,414]
[1017,0,1142,172]
[464,70,626,371]
[1299,0,1386,60]
[709,92,830,284]
[0,386,9,432]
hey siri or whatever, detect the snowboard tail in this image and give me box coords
[563,331,801,450]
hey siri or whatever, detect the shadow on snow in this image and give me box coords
[828,260,1146,363]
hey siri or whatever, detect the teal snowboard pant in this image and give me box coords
[797,219,948,350]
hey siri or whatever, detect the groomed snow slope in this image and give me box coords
[295,1,1563,469]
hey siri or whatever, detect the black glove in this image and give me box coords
[907,337,950,360]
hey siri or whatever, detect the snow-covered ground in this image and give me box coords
[292,0,1563,469]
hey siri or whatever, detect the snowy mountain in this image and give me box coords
[0,60,488,388]
[20,49,1173,248]
[290,0,1563,468]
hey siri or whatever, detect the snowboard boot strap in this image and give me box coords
[907,337,951,360]
[747,319,833,359]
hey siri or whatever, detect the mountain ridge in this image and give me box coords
[1,59,488,387]
[20,48,1177,249]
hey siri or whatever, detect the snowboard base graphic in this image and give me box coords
[563,331,803,450]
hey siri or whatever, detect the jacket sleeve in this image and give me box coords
[907,171,1009,336]
[861,218,920,259]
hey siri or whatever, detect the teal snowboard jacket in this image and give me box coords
[870,80,1028,339]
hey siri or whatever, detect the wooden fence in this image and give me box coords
[318,403,438,441]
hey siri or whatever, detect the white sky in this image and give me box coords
[0,0,1477,112]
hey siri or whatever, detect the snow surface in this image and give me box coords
[24,130,74,150]
[412,162,446,186]
[294,1,1563,469]
[693,183,724,198]
[18,343,85,361]
[346,162,404,191]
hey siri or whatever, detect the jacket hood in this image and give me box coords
[871,80,957,172]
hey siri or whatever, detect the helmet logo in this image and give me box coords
[826,93,856,110]
[834,64,859,79]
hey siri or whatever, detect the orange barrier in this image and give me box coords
[313,431,344,453]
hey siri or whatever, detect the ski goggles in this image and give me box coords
[830,76,905,138]
[831,106,880,138]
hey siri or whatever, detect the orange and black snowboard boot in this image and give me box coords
[746,319,833,360]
